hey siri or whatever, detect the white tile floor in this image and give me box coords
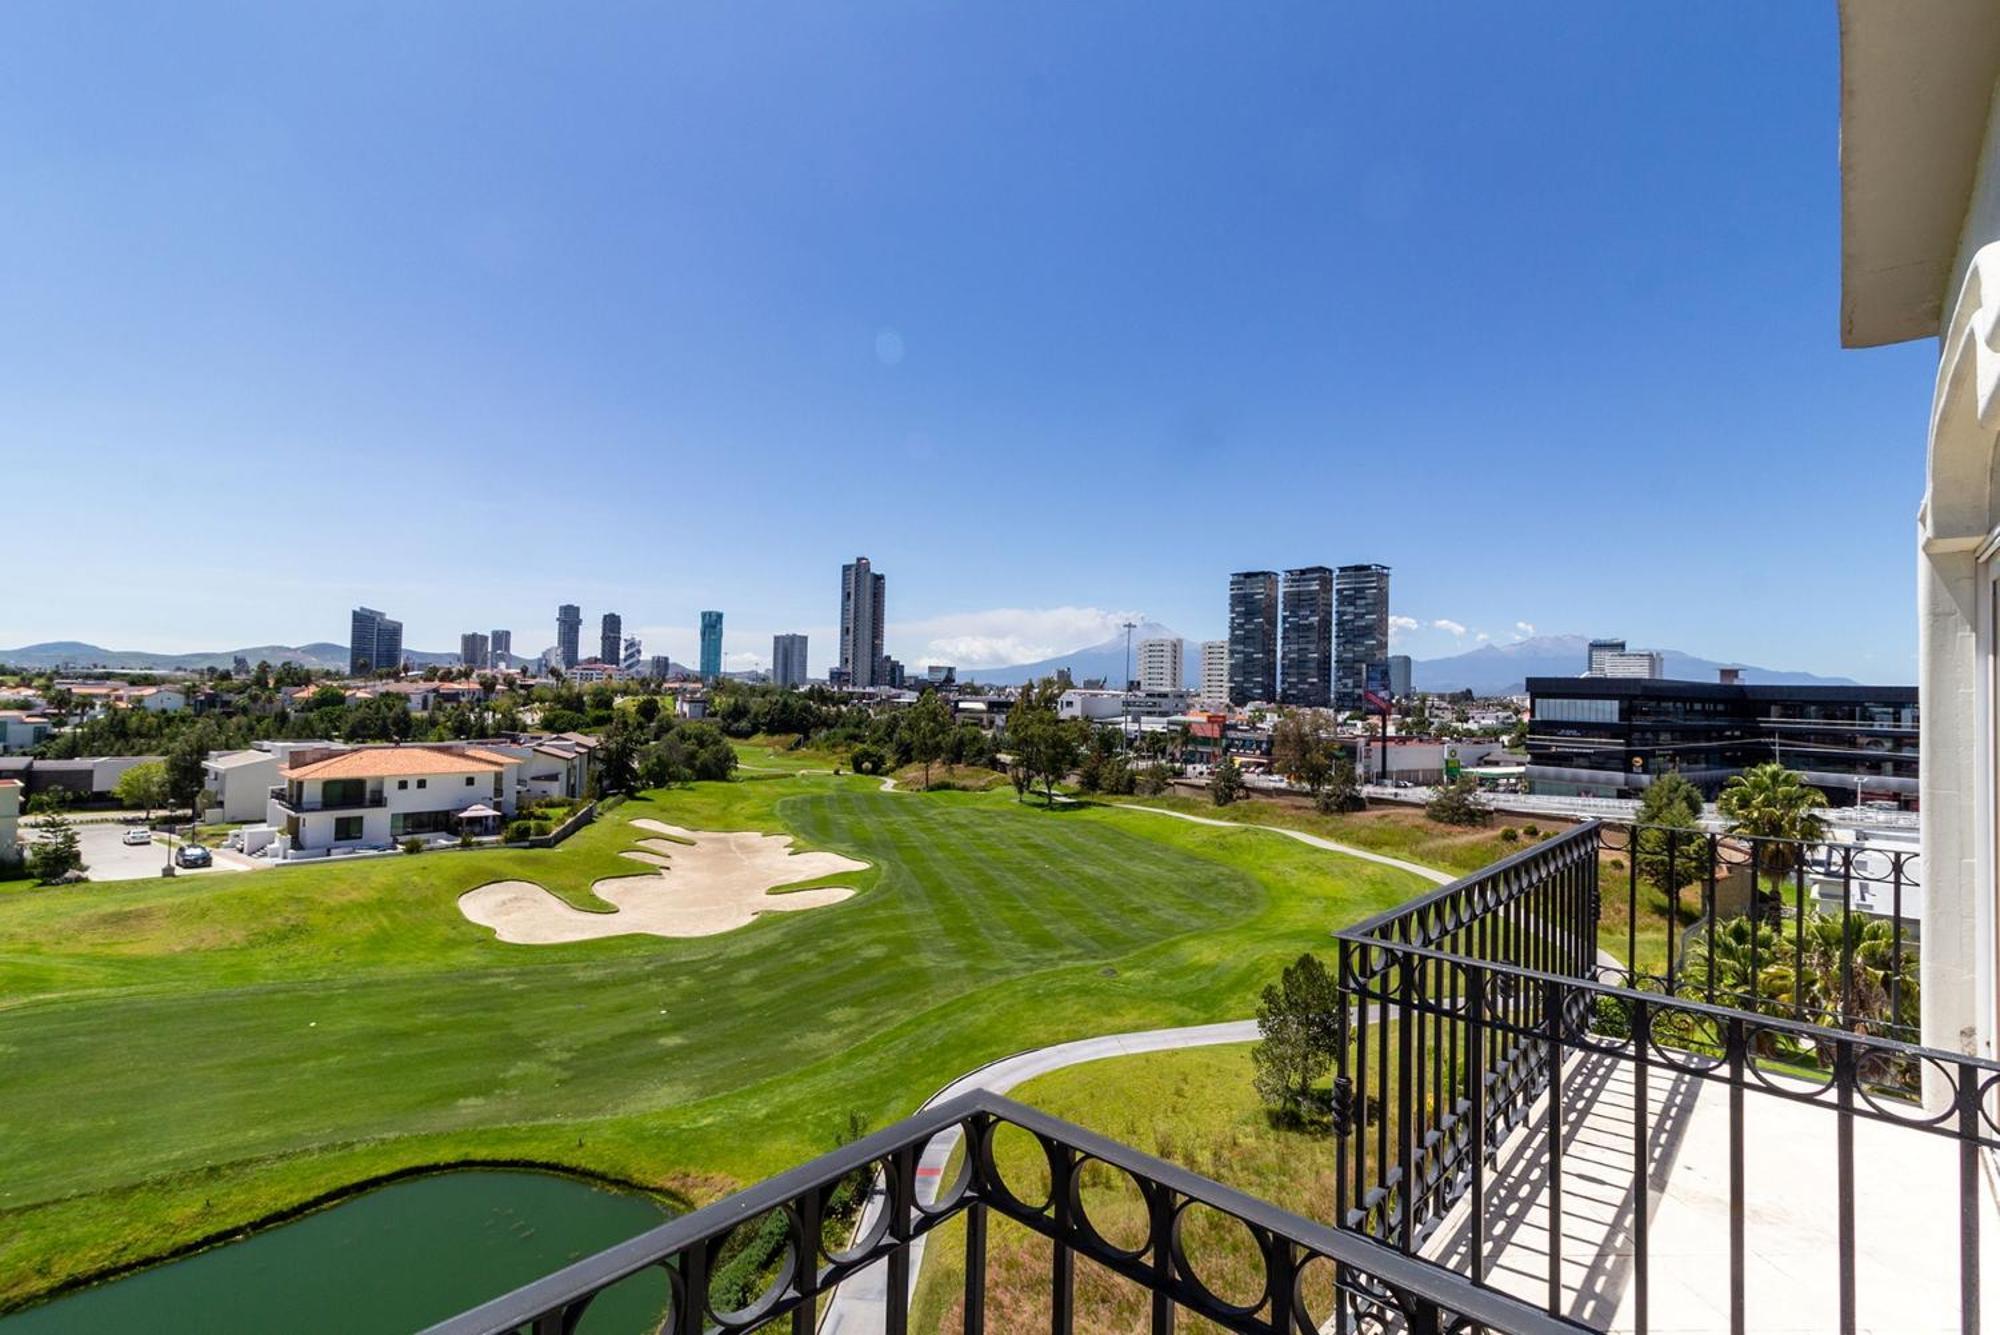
[1414,1051,2000,1332]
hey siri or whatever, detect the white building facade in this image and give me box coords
[1136,637,1184,693]
[1199,640,1229,706]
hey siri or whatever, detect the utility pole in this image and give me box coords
[1122,620,1138,744]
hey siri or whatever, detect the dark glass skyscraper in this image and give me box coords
[349,606,403,676]
[772,633,808,688]
[556,604,582,669]
[1279,566,1333,707]
[1334,564,1391,713]
[699,611,724,681]
[599,612,622,666]
[839,557,886,688]
[1227,571,1279,705]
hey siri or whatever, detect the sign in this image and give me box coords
[1445,746,1462,781]
[1363,662,1394,715]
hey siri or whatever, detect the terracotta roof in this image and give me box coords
[459,747,521,767]
[281,748,505,781]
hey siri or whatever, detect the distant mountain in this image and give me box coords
[1411,634,1863,695]
[0,641,458,672]
[959,622,1201,688]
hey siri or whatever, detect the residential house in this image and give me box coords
[0,778,19,870]
[202,749,282,824]
[0,710,50,754]
[269,745,523,855]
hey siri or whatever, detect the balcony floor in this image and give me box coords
[1419,1051,2000,1333]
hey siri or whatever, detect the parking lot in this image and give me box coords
[24,821,255,883]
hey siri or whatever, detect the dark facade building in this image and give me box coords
[839,557,886,688]
[1334,563,1390,713]
[1279,566,1333,707]
[349,606,403,676]
[1226,570,1278,705]
[556,604,582,670]
[1525,676,1919,806]
[772,633,808,688]
[599,612,622,667]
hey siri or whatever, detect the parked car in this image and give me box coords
[121,828,153,846]
[175,844,211,869]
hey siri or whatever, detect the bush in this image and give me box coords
[399,837,425,855]
[1499,827,1519,843]
[531,820,553,837]
[1522,823,1540,837]
[849,745,887,776]
[1426,776,1487,826]
[1134,763,1173,797]
[505,820,535,843]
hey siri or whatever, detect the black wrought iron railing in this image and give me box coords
[425,1090,1577,1335]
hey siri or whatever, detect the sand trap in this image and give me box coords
[459,818,869,944]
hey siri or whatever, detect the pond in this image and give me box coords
[2,1169,672,1333]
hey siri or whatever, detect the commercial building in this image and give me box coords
[349,607,403,676]
[839,556,886,688]
[772,633,808,688]
[1135,637,1183,694]
[599,613,622,667]
[1198,639,1228,706]
[490,629,512,669]
[1387,654,1412,699]
[556,604,582,670]
[1226,571,1278,705]
[459,632,490,671]
[1057,688,1190,723]
[1594,649,1664,679]
[1585,638,1627,675]
[648,654,673,680]
[925,663,956,685]
[1279,566,1333,708]
[1523,676,1918,805]
[621,637,642,676]
[1333,564,1390,713]
[699,611,723,681]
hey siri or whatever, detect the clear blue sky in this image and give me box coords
[0,3,1935,679]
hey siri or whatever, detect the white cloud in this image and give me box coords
[1515,621,1536,637]
[1389,615,1420,631]
[1475,631,1491,642]
[890,606,1146,669]
[1432,618,1468,637]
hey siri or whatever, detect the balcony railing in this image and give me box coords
[426,1089,1574,1335]
[267,785,387,814]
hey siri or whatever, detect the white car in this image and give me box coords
[122,828,153,846]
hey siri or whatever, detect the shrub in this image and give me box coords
[1426,776,1487,826]
[1499,827,1519,843]
[505,820,535,843]
[1523,823,1540,836]
[849,745,887,776]
[531,820,553,837]
[400,837,425,855]
[1134,763,1173,797]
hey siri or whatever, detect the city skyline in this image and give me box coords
[0,7,1931,684]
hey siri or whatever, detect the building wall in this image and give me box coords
[557,604,582,669]
[0,780,19,869]
[1199,640,1228,706]
[1227,571,1278,705]
[1279,567,1333,707]
[1334,565,1390,714]
[1136,638,1183,693]
[773,633,808,687]
[204,751,280,824]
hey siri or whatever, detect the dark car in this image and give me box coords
[175,843,212,869]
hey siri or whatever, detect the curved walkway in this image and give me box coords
[1115,803,1455,887]
[818,1020,1258,1335]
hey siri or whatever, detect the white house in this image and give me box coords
[202,749,281,824]
[0,711,50,754]
[0,778,20,870]
[269,745,523,856]
[1839,7,2000,1071]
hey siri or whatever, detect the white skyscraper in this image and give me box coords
[1136,637,1184,693]
[1199,640,1229,706]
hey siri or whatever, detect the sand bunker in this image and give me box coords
[459,818,869,944]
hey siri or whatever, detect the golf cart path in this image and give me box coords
[818,1020,1259,1335]
[1115,804,1455,886]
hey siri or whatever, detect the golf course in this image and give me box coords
[0,754,1449,1314]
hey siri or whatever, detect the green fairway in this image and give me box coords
[0,772,1431,1311]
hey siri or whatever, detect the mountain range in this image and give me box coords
[962,629,1862,694]
[0,641,459,672]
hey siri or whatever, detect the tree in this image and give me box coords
[1633,771,1713,896]
[1269,710,1337,799]
[164,733,209,816]
[596,723,640,794]
[28,813,83,883]
[113,760,169,818]
[1251,953,1342,1125]
[1316,753,1364,814]
[1006,682,1080,807]
[904,691,952,788]
[1209,754,1245,807]
[849,744,888,776]
[1426,775,1487,826]
[1718,762,1828,874]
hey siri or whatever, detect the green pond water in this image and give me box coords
[2,1170,672,1333]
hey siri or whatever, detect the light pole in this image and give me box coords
[1121,619,1138,745]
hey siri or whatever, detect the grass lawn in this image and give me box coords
[910,1044,1337,1333]
[0,772,1433,1311]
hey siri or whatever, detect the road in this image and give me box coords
[25,822,256,882]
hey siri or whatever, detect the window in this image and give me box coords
[417,778,427,789]
[1535,697,1619,724]
[333,816,363,841]
[466,776,475,786]
[397,779,408,790]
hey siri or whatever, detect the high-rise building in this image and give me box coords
[600,613,623,667]
[490,629,512,669]
[1136,637,1184,693]
[699,611,724,680]
[1334,564,1391,713]
[1227,571,1279,705]
[772,633,809,688]
[648,655,673,680]
[1586,638,1628,676]
[1199,640,1229,705]
[459,632,490,670]
[1279,566,1334,707]
[350,607,404,676]
[1598,649,1664,680]
[839,557,887,688]
[925,663,956,685]
[556,604,582,669]
[621,636,643,676]
[1387,654,1413,699]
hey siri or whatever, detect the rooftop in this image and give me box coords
[281,747,506,781]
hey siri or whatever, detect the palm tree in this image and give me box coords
[1717,762,1827,875]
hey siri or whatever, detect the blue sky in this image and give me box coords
[0,4,1936,679]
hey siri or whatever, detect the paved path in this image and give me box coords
[1116,803,1456,887]
[817,1020,1259,1335]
